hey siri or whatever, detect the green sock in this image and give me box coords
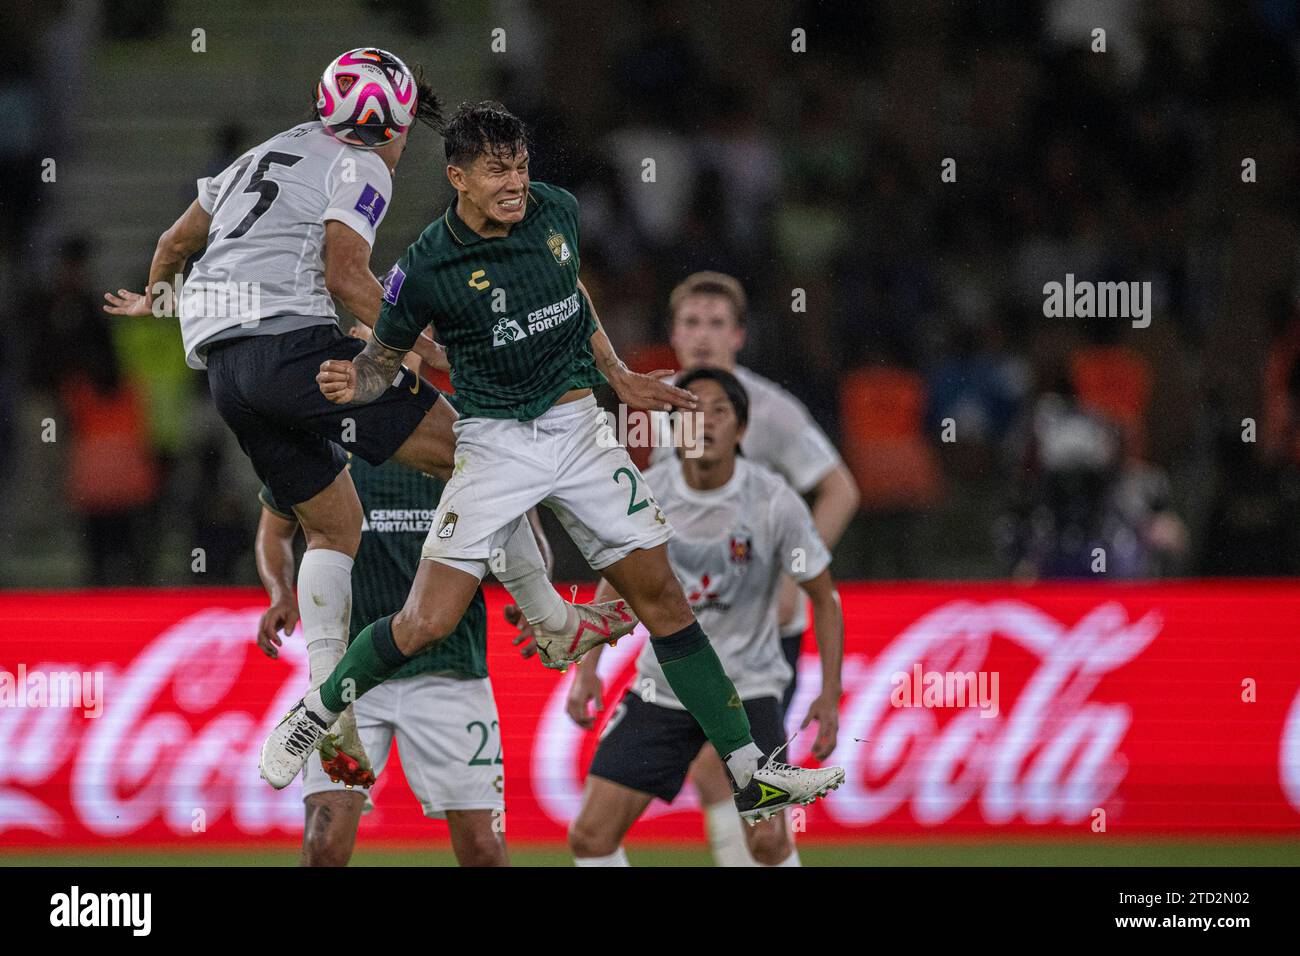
[318,614,408,714]
[650,621,753,758]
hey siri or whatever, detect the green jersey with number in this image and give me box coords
[259,454,488,681]
[373,181,605,421]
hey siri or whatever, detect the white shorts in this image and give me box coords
[422,395,674,576]
[301,672,505,819]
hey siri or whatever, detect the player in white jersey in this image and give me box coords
[103,49,636,787]
[649,271,860,863]
[562,369,845,866]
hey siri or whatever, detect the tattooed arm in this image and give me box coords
[317,334,407,406]
[324,221,450,372]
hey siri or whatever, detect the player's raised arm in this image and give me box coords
[324,219,386,327]
[103,199,211,317]
[324,227,449,372]
[579,278,699,413]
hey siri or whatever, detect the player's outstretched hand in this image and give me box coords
[801,691,840,761]
[102,288,154,317]
[504,604,537,659]
[566,670,604,729]
[256,598,299,660]
[609,366,698,413]
[317,359,357,404]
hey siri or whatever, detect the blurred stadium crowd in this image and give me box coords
[2,0,1300,586]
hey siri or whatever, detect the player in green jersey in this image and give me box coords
[254,332,511,866]
[261,102,844,821]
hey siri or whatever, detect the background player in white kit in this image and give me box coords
[103,49,623,786]
[564,369,845,866]
[651,272,860,864]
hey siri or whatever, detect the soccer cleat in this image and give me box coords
[732,759,846,825]
[259,700,331,790]
[532,600,638,671]
[319,705,376,789]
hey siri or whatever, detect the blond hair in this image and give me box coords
[668,271,748,325]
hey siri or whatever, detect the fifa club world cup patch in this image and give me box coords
[437,511,458,539]
[381,262,406,304]
[355,183,387,225]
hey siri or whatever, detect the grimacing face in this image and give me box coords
[670,292,745,371]
[450,146,530,226]
[692,377,746,465]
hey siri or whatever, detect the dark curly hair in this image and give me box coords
[442,100,529,166]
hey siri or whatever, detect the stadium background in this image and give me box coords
[2,0,1300,865]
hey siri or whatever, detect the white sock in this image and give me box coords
[302,687,339,725]
[723,742,765,789]
[705,800,757,867]
[297,549,353,688]
[573,847,629,867]
[495,516,572,631]
[772,848,801,867]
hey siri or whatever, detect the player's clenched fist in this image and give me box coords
[317,359,357,404]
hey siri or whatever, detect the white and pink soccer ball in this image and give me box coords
[315,47,416,149]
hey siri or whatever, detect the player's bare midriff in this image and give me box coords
[555,387,593,405]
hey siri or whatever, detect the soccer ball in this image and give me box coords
[315,47,416,149]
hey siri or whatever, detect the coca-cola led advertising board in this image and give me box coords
[2,583,1299,846]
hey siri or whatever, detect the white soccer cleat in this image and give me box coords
[532,600,638,671]
[733,759,846,825]
[259,699,330,790]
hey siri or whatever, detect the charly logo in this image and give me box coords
[468,268,490,291]
[547,230,571,264]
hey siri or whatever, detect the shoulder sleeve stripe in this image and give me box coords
[370,326,410,353]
